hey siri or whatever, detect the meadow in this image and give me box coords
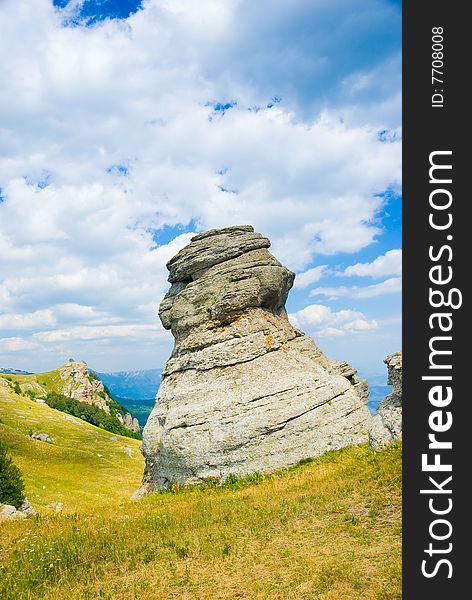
[0,378,401,599]
[0,378,143,513]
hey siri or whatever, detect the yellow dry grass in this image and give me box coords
[1,374,401,599]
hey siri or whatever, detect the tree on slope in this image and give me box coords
[0,440,25,508]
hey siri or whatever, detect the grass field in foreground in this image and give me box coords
[0,442,401,600]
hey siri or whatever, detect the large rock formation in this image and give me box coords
[369,353,402,450]
[140,226,372,492]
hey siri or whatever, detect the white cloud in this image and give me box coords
[0,0,400,268]
[33,324,169,343]
[293,265,327,289]
[344,319,378,331]
[343,249,402,278]
[0,0,401,371]
[289,303,378,339]
[318,327,345,338]
[0,337,38,352]
[53,304,107,321]
[311,277,402,299]
[0,309,55,330]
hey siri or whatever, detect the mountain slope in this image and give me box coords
[113,397,155,428]
[0,365,401,599]
[0,378,143,513]
[93,368,162,427]
[95,368,162,400]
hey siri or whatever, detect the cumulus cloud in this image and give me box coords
[0,337,39,352]
[289,303,378,339]
[0,309,56,331]
[0,0,401,371]
[293,266,328,289]
[33,323,169,343]
[343,249,402,277]
[311,277,402,299]
[0,0,401,265]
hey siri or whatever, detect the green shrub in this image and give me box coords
[44,392,141,440]
[0,440,25,508]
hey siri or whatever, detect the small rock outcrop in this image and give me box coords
[58,362,140,433]
[369,353,402,450]
[27,432,53,443]
[0,499,36,521]
[58,361,112,412]
[140,226,372,492]
[122,412,140,434]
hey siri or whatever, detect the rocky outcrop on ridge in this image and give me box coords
[59,361,110,411]
[58,362,140,433]
[140,226,372,492]
[0,361,140,435]
[369,353,402,450]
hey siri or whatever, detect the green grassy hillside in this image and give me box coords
[0,378,143,513]
[2,367,77,397]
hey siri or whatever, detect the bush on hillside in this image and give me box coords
[0,440,25,508]
[45,392,141,440]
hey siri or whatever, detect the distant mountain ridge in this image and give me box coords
[94,368,162,400]
[367,385,391,414]
[0,368,33,375]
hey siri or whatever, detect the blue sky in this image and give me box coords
[53,0,143,23]
[0,0,401,382]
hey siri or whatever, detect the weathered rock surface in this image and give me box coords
[21,498,37,515]
[369,353,402,450]
[140,226,372,492]
[0,504,24,520]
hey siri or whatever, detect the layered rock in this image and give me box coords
[140,226,372,492]
[369,353,402,450]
